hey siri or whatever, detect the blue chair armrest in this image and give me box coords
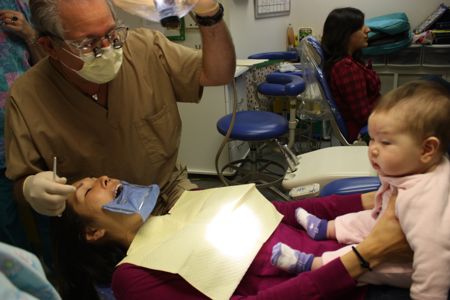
[248,51,299,61]
[257,73,305,96]
[319,176,381,196]
[270,70,303,77]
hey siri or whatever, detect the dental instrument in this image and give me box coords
[52,156,57,182]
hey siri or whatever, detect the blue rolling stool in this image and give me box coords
[216,73,305,199]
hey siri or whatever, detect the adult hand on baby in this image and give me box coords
[342,192,412,279]
[0,10,38,44]
[362,192,413,267]
[23,171,76,216]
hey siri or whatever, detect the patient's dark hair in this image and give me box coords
[52,205,126,300]
[321,7,365,74]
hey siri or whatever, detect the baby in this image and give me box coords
[271,80,450,299]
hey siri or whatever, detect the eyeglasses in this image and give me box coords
[64,26,128,58]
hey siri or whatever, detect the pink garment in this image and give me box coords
[323,157,450,299]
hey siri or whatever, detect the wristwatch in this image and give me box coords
[195,3,224,27]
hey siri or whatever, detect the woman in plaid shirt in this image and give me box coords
[321,7,381,142]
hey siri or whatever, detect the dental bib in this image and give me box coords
[119,184,283,300]
[102,181,159,221]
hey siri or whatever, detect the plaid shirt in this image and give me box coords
[330,56,380,141]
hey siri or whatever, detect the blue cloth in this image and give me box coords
[0,0,33,169]
[0,0,35,257]
[0,169,30,250]
[0,169,54,272]
[0,242,61,300]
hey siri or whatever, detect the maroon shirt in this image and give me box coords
[330,56,381,142]
[112,194,368,299]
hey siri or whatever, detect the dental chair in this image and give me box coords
[301,48,450,198]
[281,36,378,196]
[300,35,369,146]
[249,39,366,146]
[215,73,305,200]
[242,38,378,198]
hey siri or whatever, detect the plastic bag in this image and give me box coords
[111,0,198,27]
[297,37,329,120]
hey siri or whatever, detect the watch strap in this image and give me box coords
[195,3,224,27]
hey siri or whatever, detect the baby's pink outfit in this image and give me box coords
[321,157,450,299]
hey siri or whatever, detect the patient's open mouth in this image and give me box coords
[114,184,123,198]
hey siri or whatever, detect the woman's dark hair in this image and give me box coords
[52,205,126,300]
[321,7,365,74]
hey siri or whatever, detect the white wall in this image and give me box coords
[228,0,450,58]
[114,1,450,58]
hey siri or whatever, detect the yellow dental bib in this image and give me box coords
[118,184,283,300]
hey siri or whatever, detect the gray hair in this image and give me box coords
[30,0,64,37]
[30,0,117,39]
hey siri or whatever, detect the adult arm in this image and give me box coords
[5,97,75,216]
[0,10,46,64]
[195,1,236,86]
[341,194,412,278]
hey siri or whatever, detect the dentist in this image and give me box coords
[4,0,235,221]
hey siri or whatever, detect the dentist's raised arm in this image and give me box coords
[194,1,236,86]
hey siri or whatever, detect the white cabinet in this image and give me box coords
[370,45,450,94]
[177,69,249,175]
[422,45,450,67]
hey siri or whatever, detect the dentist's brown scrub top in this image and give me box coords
[5,28,203,214]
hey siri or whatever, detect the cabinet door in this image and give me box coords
[378,73,395,94]
[177,78,249,175]
[422,45,450,67]
[177,86,228,174]
[398,74,428,86]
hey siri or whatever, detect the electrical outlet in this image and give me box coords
[185,13,198,29]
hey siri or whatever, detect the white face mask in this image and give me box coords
[62,46,123,84]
